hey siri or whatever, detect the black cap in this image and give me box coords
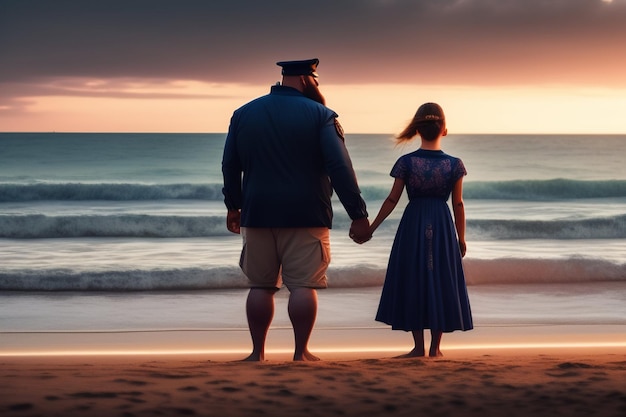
[276,58,319,77]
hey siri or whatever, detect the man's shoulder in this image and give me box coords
[237,92,271,109]
[234,86,300,110]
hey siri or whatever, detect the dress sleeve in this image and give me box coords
[453,158,467,182]
[390,156,407,179]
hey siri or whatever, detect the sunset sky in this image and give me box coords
[1,0,626,134]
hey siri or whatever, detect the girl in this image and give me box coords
[369,102,473,357]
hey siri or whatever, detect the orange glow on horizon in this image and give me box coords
[2,81,626,135]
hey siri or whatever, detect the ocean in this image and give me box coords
[0,132,625,348]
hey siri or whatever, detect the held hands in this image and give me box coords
[349,217,371,244]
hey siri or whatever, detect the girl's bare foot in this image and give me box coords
[294,350,321,361]
[428,349,443,358]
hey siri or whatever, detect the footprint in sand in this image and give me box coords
[113,378,149,386]
[7,403,34,411]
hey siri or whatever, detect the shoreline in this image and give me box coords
[2,324,625,359]
[2,298,625,416]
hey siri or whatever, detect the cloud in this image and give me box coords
[0,78,236,100]
[1,0,625,91]
[0,76,242,118]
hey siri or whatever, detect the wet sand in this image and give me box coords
[1,326,625,417]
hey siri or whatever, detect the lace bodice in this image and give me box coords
[390,149,466,200]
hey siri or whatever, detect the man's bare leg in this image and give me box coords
[395,330,425,358]
[288,287,320,361]
[242,288,276,361]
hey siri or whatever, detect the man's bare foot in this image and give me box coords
[393,348,425,358]
[293,350,321,361]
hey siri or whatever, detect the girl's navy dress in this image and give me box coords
[376,149,473,332]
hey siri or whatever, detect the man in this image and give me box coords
[222,58,370,361]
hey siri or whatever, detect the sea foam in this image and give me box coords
[0,257,623,291]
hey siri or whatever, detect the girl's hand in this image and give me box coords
[458,240,467,257]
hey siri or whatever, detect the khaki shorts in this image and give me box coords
[239,227,331,290]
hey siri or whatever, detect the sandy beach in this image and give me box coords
[2,288,625,417]
[2,286,625,417]
[1,349,625,417]
[2,324,625,417]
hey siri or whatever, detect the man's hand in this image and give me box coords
[349,217,371,244]
[226,210,241,234]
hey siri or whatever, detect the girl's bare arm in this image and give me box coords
[451,177,466,257]
[370,178,405,235]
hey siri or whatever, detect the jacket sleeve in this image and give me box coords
[221,114,243,211]
[319,117,368,220]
